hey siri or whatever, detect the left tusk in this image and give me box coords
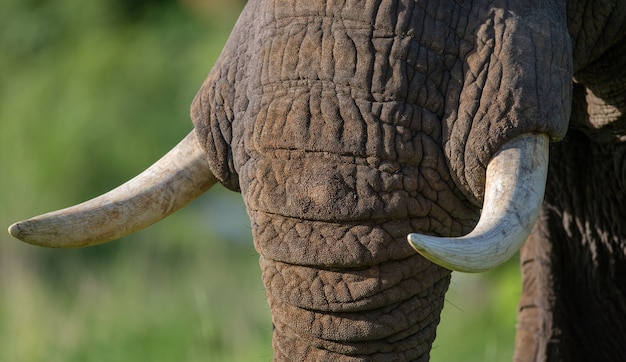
[407,133,549,273]
[8,131,217,248]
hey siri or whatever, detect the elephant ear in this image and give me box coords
[570,39,626,143]
[190,1,259,192]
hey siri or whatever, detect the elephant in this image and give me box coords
[8,0,626,360]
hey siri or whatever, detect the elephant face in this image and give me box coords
[9,0,626,360]
[187,1,571,357]
[193,0,571,204]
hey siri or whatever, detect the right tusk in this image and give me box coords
[408,133,549,273]
[8,131,217,248]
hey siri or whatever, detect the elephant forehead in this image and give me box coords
[244,0,474,158]
[254,0,472,97]
[247,83,442,162]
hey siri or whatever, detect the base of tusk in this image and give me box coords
[8,130,217,248]
[408,133,549,273]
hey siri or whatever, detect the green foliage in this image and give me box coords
[432,259,521,361]
[0,1,272,361]
[1,1,520,360]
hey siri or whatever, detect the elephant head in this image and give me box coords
[9,0,626,360]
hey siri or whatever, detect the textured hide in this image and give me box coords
[191,0,573,360]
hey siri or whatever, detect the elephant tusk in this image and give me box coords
[407,133,549,273]
[8,130,217,248]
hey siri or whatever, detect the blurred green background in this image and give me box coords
[0,0,521,360]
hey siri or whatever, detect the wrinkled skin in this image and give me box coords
[188,0,626,360]
[516,8,626,358]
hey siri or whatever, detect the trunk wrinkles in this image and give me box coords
[256,214,451,361]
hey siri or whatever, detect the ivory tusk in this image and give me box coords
[407,133,549,273]
[8,131,216,248]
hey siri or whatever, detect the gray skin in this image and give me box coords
[187,0,626,360]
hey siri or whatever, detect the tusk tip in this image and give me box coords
[8,219,53,247]
[407,233,491,273]
[406,233,428,253]
[406,233,455,270]
[8,221,28,241]
[8,219,74,248]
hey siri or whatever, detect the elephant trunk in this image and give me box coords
[253,214,451,360]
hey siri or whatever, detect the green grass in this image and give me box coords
[432,259,520,361]
[2,208,273,362]
[1,1,521,360]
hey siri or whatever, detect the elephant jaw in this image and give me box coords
[8,131,217,248]
[408,133,549,273]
